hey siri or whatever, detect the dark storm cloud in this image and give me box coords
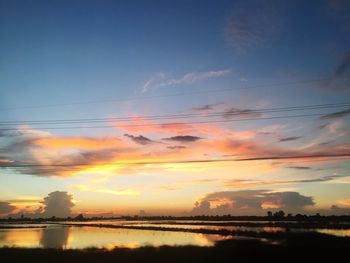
[162,135,202,143]
[279,136,303,142]
[124,134,155,145]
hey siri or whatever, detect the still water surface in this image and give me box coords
[0,225,227,249]
[1,220,349,249]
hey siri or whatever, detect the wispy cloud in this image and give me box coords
[279,136,303,142]
[320,108,350,119]
[321,50,350,90]
[337,198,350,207]
[141,69,230,92]
[2,124,349,178]
[335,50,350,77]
[225,0,284,53]
[167,145,187,150]
[286,166,311,170]
[162,135,202,143]
[224,174,349,189]
[73,185,140,196]
[124,134,155,145]
[223,108,262,119]
[192,102,223,112]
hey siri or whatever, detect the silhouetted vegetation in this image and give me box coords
[2,213,350,223]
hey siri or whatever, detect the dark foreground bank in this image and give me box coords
[1,232,349,262]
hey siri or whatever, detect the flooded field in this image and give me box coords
[0,225,229,249]
[0,220,349,249]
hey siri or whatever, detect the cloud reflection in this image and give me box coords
[39,227,70,249]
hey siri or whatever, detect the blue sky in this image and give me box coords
[0,0,350,217]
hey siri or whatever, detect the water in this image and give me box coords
[63,220,350,236]
[0,225,227,249]
[0,220,349,249]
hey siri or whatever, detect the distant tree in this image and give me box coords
[267,211,273,217]
[273,210,285,218]
[74,214,84,220]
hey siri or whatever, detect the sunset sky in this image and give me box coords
[1,0,350,218]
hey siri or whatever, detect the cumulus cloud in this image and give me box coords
[124,134,155,145]
[0,201,16,216]
[162,135,202,143]
[41,191,75,218]
[192,190,314,215]
[142,69,230,92]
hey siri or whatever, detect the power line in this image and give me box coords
[1,153,350,168]
[0,77,330,111]
[0,113,329,131]
[0,102,348,125]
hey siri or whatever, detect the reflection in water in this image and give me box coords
[0,229,41,248]
[317,229,350,237]
[0,226,224,249]
[1,223,349,250]
[262,227,285,233]
[39,227,70,249]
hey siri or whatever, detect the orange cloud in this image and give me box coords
[113,116,223,135]
[33,136,127,150]
[225,180,289,189]
[73,184,140,196]
[261,201,281,209]
[337,198,350,207]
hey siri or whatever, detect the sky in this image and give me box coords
[0,0,350,218]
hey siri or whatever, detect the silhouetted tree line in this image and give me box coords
[1,211,350,223]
